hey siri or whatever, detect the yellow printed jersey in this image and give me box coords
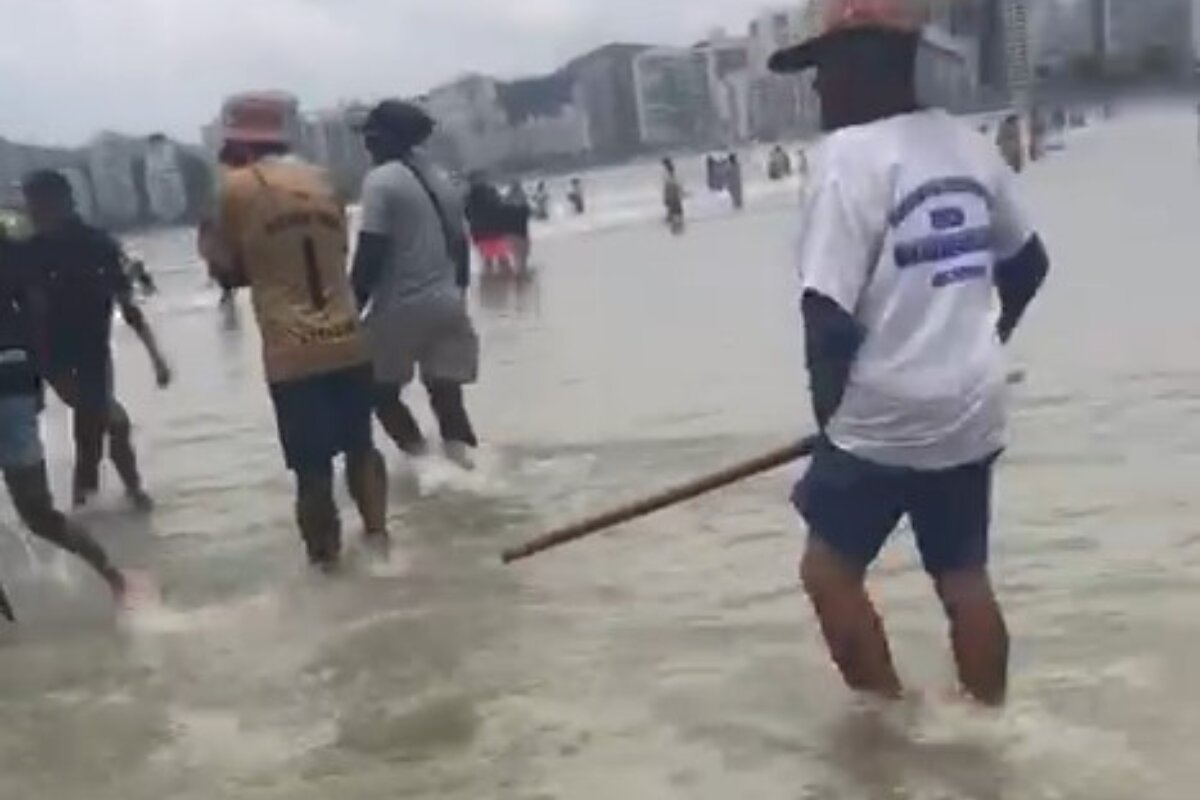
[217,157,366,383]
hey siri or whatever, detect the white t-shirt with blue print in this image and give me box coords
[797,108,1035,470]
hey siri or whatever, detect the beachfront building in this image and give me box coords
[563,44,648,162]
[506,104,592,168]
[919,25,980,111]
[86,133,142,228]
[1025,0,1096,78]
[1093,0,1193,75]
[303,106,371,201]
[695,31,754,145]
[632,47,717,148]
[498,73,594,168]
[1194,0,1200,67]
[746,7,820,139]
[142,134,189,225]
[0,139,74,209]
[422,75,512,172]
[59,166,96,224]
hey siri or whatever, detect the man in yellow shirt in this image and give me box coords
[211,93,387,570]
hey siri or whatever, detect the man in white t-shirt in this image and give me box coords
[771,0,1049,705]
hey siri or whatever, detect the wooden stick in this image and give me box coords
[503,371,1030,565]
[502,435,820,564]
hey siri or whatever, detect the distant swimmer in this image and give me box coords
[725,153,744,210]
[504,181,533,273]
[706,154,724,192]
[211,93,388,571]
[0,231,127,609]
[567,177,586,215]
[997,113,1023,173]
[770,0,1049,705]
[21,170,171,511]
[354,100,481,470]
[661,158,685,235]
[767,144,793,181]
[532,181,551,221]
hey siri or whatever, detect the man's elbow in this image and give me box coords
[802,290,862,362]
[997,235,1050,296]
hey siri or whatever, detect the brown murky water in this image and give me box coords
[0,108,1197,799]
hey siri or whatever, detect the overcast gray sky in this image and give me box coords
[0,0,763,146]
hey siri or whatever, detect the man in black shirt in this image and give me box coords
[0,235,126,610]
[21,171,171,510]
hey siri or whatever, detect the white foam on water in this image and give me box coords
[517,451,598,481]
[410,447,511,498]
[150,705,337,774]
[120,588,279,637]
[898,696,1157,799]
[344,540,412,579]
[5,530,94,594]
[1026,657,1162,693]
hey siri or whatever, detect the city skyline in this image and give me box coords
[0,0,770,147]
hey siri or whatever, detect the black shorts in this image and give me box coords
[268,365,375,473]
[48,358,113,414]
[793,441,1000,577]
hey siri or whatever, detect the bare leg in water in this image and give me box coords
[106,399,153,510]
[935,570,1009,706]
[346,447,388,553]
[4,463,126,598]
[295,468,341,572]
[801,537,903,699]
[50,372,151,510]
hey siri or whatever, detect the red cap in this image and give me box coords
[769,0,923,73]
[823,0,920,33]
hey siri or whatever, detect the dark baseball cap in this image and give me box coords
[359,100,435,146]
[769,0,923,73]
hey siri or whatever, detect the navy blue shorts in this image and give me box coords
[48,359,113,414]
[268,365,375,474]
[793,441,1000,577]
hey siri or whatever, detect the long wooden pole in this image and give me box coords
[502,435,820,564]
[502,371,1027,565]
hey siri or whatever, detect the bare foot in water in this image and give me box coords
[112,570,159,610]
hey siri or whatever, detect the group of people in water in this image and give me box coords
[0,94,491,603]
[460,174,595,273]
[660,147,801,235]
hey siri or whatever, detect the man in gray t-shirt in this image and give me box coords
[351,100,480,466]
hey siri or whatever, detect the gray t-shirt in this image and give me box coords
[359,155,462,320]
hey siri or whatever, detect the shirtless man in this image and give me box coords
[21,170,171,510]
[0,230,126,613]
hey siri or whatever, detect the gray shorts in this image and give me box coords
[367,294,480,387]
